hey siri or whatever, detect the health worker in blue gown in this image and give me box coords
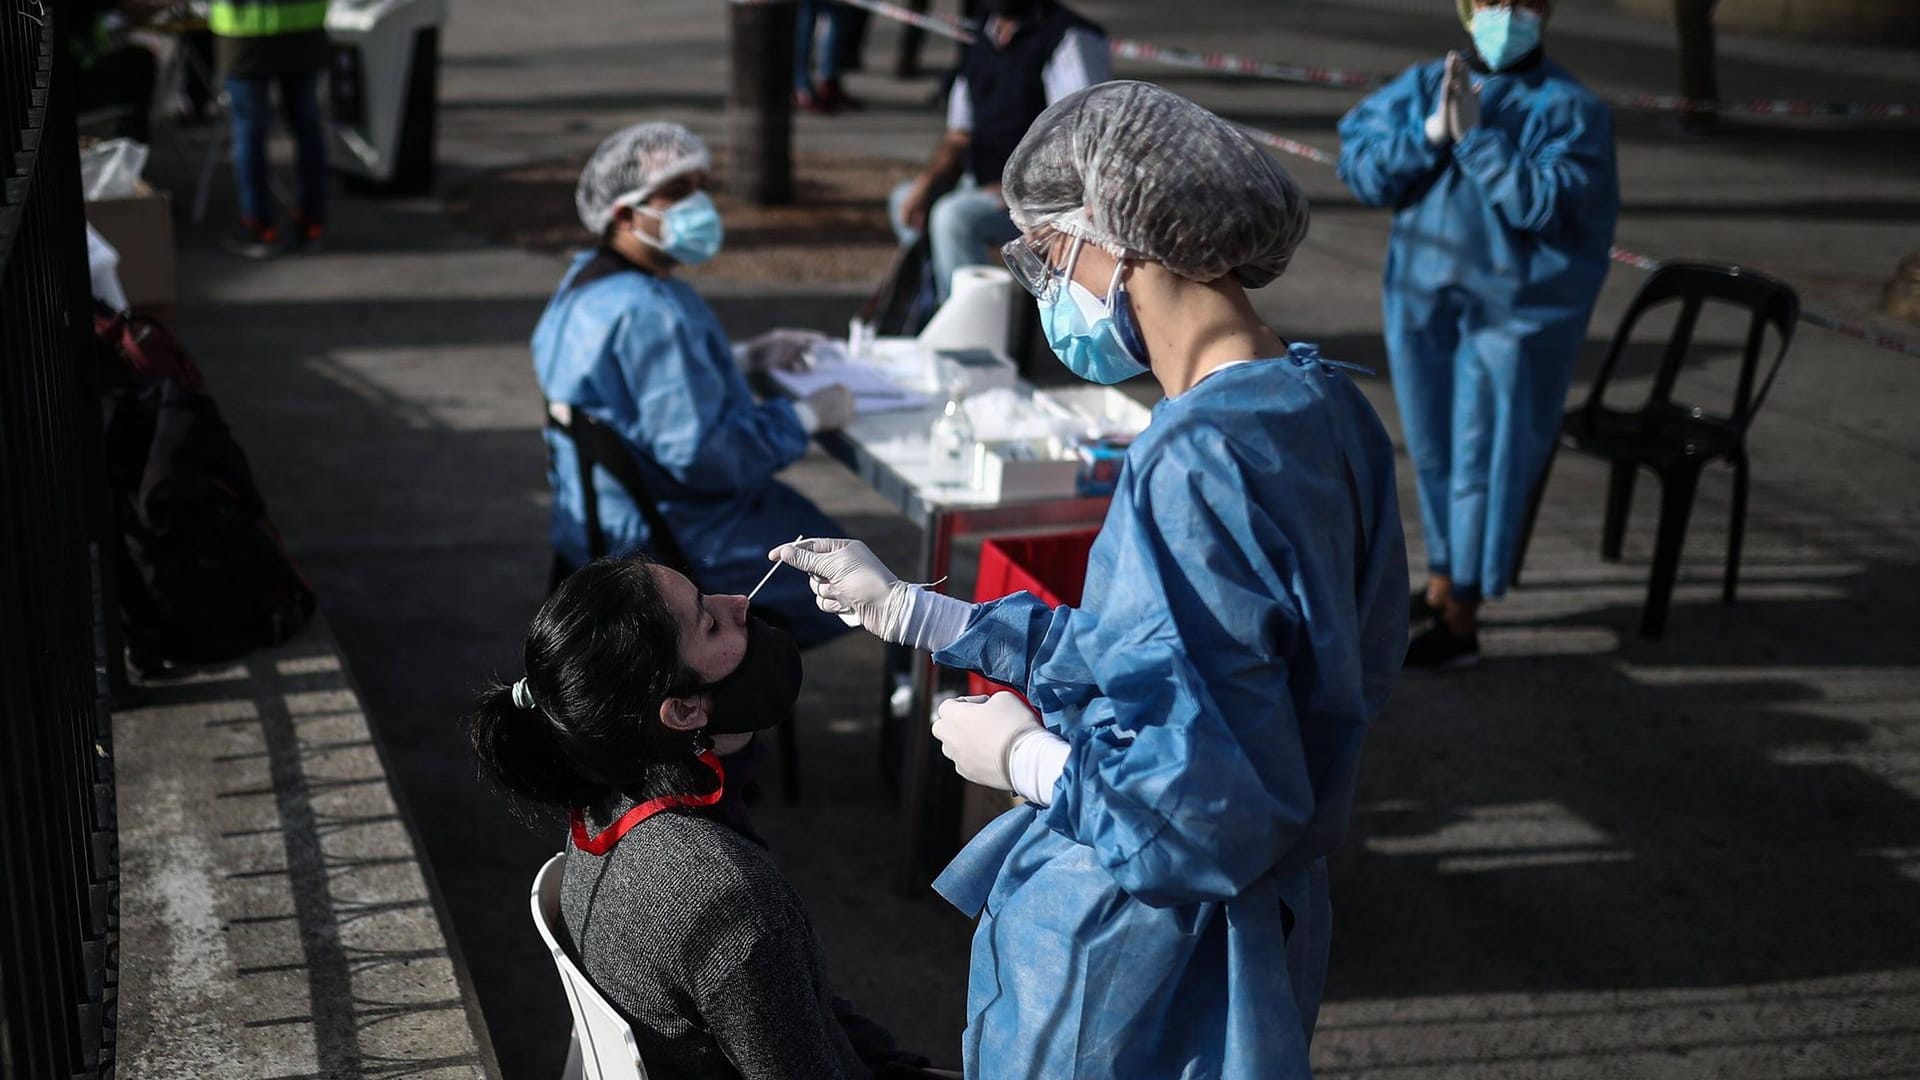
[1338,0,1618,672]
[773,83,1409,1079]
[533,122,857,647]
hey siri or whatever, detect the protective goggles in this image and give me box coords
[1002,228,1081,303]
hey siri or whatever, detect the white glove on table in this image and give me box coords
[769,538,974,650]
[795,384,855,433]
[932,692,1067,803]
[738,328,825,373]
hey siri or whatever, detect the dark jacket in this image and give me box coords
[959,1,1104,185]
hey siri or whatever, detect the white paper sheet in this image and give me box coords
[770,361,932,415]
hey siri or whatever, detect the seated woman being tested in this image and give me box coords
[467,555,951,1079]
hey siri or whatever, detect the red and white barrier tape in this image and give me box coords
[1605,247,1920,357]
[1111,39,1381,91]
[1607,246,1662,273]
[837,0,977,43]
[827,0,1920,358]
[834,0,1917,120]
[1111,41,1916,120]
[1233,123,1341,167]
[1796,310,1920,358]
[1610,93,1914,120]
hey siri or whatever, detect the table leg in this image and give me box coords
[894,508,958,896]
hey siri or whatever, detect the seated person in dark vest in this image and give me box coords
[467,555,952,1079]
[888,0,1110,303]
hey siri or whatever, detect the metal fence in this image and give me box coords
[0,1,121,1077]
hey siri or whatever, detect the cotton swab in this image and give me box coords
[748,534,806,602]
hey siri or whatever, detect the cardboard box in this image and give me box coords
[85,181,175,312]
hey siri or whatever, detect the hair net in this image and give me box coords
[1001,81,1310,289]
[1456,0,1552,27]
[575,122,712,234]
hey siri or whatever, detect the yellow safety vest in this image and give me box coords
[208,0,330,38]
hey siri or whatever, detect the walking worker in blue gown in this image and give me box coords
[1338,0,1619,672]
[773,82,1409,1079]
[534,122,856,648]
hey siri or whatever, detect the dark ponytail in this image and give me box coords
[466,682,609,810]
[463,554,702,813]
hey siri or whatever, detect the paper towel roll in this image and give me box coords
[917,266,1015,353]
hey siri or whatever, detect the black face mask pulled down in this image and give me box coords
[691,618,804,735]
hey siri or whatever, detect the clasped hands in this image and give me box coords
[1424,51,1481,146]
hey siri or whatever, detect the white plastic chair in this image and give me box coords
[530,853,651,1080]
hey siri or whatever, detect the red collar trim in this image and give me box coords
[569,751,727,856]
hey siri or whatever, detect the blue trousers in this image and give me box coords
[1386,288,1584,603]
[887,177,1020,303]
[225,71,328,226]
[794,1,845,91]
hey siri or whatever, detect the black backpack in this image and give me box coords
[95,308,315,667]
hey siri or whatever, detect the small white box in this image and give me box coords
[934,347,1020,395]
[972,437,1080,501]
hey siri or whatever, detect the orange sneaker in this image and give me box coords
[220,216,279,260]
[287,214,328,253]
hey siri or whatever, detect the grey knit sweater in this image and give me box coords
[560,798,917,1080]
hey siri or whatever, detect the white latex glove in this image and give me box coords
[1424,54,1456,145]
[1446,52,1480,141]
[740,328,825,373]
[802,384,856,432]
[931,692,1044,793]
[769,538,973,649]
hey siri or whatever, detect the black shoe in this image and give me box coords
[1409,588,1440,624]
[1404,621,1480,674]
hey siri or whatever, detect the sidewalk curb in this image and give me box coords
[113,613,503,1079]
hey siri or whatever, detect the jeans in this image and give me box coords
[225,71,328,226]
[794,1,844,91]
[887,177,1020,303]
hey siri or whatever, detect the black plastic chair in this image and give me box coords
[548,405,803,802]
[1512,262,1799,638]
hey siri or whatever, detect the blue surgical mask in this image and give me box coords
[637,190,724,265]
[1470,7,1542,72]
[1037,241,1150,385]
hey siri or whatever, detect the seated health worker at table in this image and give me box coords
[775,82,1409,1080]
[534,122,855,647]
[465,555,944,1079]
[1337,0,1619,671]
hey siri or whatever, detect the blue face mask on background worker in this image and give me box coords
[1470,7,1542,71]
[632,190,725,266]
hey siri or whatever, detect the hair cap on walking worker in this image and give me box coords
[1455,0,1553,26]
[1001,80,1311,288]
[575,122,714,234]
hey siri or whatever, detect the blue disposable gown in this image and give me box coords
[532,253,846,646]
[1337,55,1618,601]
[930,348,1408,1079]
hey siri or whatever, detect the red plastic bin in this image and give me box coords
[966,528,1102,700]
